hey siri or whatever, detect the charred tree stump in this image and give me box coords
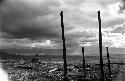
[106,47,111,80]
[97,11,104,81]
[82,47,86,78]
[60,11,68,80]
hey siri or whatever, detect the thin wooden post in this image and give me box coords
[106,47,111,80]
[60,11,67,80]
[82,47,86,78]
[97,11,104,81]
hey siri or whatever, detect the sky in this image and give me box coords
[0,0,125,55]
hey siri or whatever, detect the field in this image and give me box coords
[0,51,125,81]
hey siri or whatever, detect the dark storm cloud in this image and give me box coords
[0,0,62,39]
[0,0,124,55]
[1,17,61,39]
[0,0,4,4]
[119,0,125,13]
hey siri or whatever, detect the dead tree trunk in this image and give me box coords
[97,11,104,81]
[82,47,86,78]
[106,47,111,80]
[60,11,67,80]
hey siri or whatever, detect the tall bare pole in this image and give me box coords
[60,11,67,79]
[82,47,86,78]
[97,11,104,81]
[106,47,111,80]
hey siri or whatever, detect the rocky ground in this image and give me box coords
[1,59,121,81]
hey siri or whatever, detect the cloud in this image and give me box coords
[65,28,97,39]
[119,0,125,13]
[63,0,86,6]
[102,27,125,48]
[111,27,125,34]
[24,40,57,49]
[0,0,63,39]
[0,1,3,4]
[1,0,124,40]
[0,38,59,49]
[0,0,125,55]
